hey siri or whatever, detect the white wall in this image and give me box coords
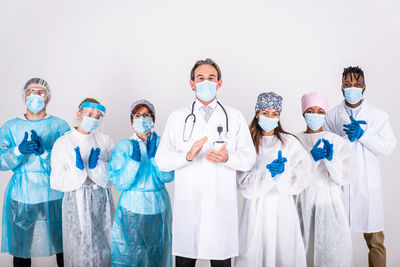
[0,0,399,266]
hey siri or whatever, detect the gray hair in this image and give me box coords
[190,58,222,81]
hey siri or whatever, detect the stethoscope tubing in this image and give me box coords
[183,100,229,142]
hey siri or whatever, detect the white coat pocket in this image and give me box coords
[217,167,236,199]
[367,163,381,189]
[174,165,193,200]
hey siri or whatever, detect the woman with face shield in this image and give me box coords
[235,92,313,267]
[109,99,174,267]
[295,92,354,267]
[50,98,115,267]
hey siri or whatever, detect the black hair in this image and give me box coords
[342,66,365,85]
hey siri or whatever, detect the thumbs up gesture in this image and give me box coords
[343,115,367,142]
[266,150,287,178]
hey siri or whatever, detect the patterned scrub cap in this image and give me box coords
[255,92,283,113]
[130,99,155,116]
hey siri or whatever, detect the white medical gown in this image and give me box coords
[296,131,354,267]
[323,100,396,233]
[235,134,312,267]
[50,127,115,267]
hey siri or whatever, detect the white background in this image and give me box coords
[1,0,399,266]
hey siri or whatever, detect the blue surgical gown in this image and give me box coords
[0,116,70,258]
[109,135,174,267]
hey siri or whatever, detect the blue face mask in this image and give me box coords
[304,113,325,131]
[133,118,154,134]
[26,95,45,113]
[80,116,100,133]
[196,80,217,102]
[344,87,363,104]
[258,116,279,132]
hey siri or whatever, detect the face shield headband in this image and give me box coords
[79,102,106,116]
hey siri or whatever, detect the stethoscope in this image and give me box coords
[183,100,229,142]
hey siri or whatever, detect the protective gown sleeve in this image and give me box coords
[88,135,114,188]
[155,114,190,172]
[275,137,314,195]
[39,120,71,174]
[358,112,397,157]
[224,112,256,171]
[0,124,23,171]
[108,139,141,191]
[237,168,278,199]
[322,136,356,186]
[50,137,87,192]
[151,158,175,183]
[37,149,52,174]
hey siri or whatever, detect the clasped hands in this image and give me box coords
[186,137,229,163]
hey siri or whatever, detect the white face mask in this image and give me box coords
[196,80,217,102]
[258,116,279,132]
[26,95,45,113]
[80,116,100,133]
[133,117,154,134]
[343,87,363,104]
[304,113,326,131]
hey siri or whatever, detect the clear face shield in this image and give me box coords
[76,102,106,133]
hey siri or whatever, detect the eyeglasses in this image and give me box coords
[25,88,47,97]
[131,113,153,119]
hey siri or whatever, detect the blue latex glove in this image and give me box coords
[322,138,333,161]
[343,115,367,142]
[31,130,45,156]
[74,147,85,170]
[146,132,158,159]
[18,131,38,154]
[266,150,287,178]
[131,139,141,162]
[88,147,101,169]
[310,139,327,162]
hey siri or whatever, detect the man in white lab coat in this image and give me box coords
[155,58,256,267]
[324,66,396,267]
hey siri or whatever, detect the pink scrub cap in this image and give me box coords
[301,92,328,113]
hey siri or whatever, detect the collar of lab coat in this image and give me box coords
[343,99,364,117]
[193,98,218,113]
[339,99,369,123]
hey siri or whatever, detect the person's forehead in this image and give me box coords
[307,106,324,110]
[135,106,151,113]
[81,108,102,116]
[195,64,218,76]
[261,108,279,113]
[27,84,46,90]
